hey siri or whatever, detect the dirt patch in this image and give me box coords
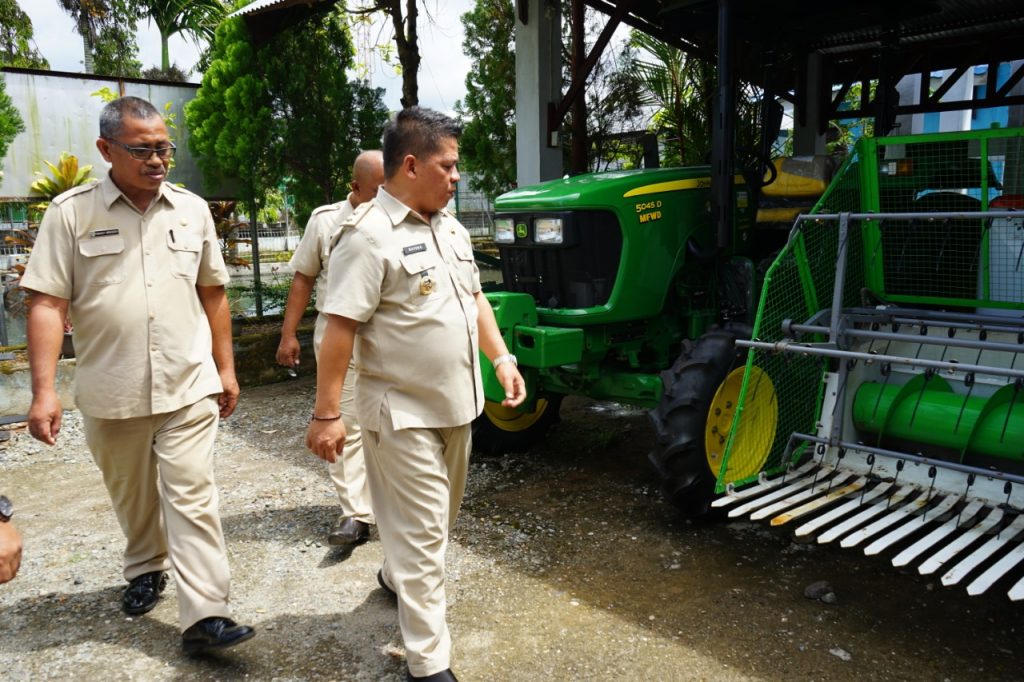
[1,379,1022,680]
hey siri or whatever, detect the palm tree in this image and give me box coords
[57,0,112,73]
[141,0,225,73]
[628,30,716,167]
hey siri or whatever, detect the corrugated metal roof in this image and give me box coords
[587,0,1024,90]
[228,0,329,19]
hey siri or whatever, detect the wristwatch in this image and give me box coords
[492,354,518,369]
[0,495,12,523]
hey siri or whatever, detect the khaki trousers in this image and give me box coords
[82,396,232,630]
[365,401,471,677]
[314,313,374,524]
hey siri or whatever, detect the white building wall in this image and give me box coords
[0,69,236,199]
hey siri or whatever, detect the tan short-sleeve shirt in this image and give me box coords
[21,176,230,419]
[322,187,483,431]
[288,195,355,312]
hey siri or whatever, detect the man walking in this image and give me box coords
[306,107,525,681]
[276,151,384,547]
[22,96,254,654]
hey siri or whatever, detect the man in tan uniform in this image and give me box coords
[307,107,526,682]
[22,96,254,654]
[276,151,384,546]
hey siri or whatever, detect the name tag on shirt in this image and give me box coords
[402,243,427,256]
[90,228,120,238]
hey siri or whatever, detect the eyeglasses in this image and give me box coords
[103,137,177,161]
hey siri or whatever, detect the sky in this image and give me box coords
[19,0,476,114]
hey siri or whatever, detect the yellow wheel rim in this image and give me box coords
[483,398,552,433]
[705,366,777,483]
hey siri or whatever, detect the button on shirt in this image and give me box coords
[288,195,356,312]
[21,176,230,419]
[322,187,483,432]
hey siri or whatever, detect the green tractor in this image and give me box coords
[478,124,1024,598]
[477,125,1024,514]
[475,159,820,515]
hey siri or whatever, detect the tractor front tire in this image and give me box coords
[648,324,751,516]
[472,395,563,454]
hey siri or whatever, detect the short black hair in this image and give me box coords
[99,96,161,138]
[382,106,462,178]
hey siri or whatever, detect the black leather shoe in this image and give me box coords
[377,569,397,599]
[406,669,458,682]
[122,571,168,615]
[328,517,370,546]
[181,617,255,654]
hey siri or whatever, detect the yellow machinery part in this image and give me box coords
[706,366,777,482]
[756,205,805,223]
[761,156,830,198]
[483,398,554,433]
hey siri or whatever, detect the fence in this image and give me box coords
[720,126,1024,493]
[455,184,496,239]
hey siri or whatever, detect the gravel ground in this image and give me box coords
[2,377,1024,681]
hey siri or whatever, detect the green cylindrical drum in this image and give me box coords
[853,378,1024,461]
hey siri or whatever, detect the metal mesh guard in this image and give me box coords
[719,128,1024,493]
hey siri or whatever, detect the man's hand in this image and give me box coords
[305,419,346,464]
[28,390,62,445]
[0,522,23,584]
[496,363,527,408]
[276,334,301,367]
[217,370,240,418]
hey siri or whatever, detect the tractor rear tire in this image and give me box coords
[648,324,751,516]
[472,395,563,455]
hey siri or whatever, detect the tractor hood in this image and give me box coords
[495,166,715,211]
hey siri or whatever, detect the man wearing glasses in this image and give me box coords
[21,96,254,654]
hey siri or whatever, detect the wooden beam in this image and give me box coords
[549,0,635,135]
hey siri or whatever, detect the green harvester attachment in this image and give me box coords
[714,127,1024,599]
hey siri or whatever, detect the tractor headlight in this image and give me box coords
[494,217,515,243]
[535,217,564,244]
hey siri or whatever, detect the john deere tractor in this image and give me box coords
[478,126,1024,546]
[476,155,827,515]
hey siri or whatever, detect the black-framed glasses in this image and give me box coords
[103,137,177,161]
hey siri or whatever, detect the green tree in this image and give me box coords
[58,0,117,72]
[628,30,773,173]
[186,7,389,223]
[352,0,420,108]
[261,8,388,222]
[0,76,24,171]
[139,0,225,75]
[141,63,189,81]
[0,0,49,68]
[455,0,516,200]
[583,27,647,171]
[628,30,715,166]
[185,15,270,194]
[91,3,144,78]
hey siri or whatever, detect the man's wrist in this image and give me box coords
[492,353,518,370]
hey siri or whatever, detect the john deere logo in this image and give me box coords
[516,222,528,238]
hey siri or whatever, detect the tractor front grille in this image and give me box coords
[496,210,622,309]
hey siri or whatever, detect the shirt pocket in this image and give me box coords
[78,235,126,286]
[451,243,478,295]
[167,231,202,279]
[399,250,443,305]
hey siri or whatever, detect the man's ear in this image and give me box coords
[96,137,113,163]
[401,154,417,179]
